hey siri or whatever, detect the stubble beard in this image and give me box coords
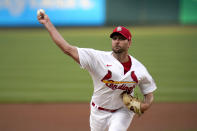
[112,47,125,54]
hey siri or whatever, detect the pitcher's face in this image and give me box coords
[111,34,131,54]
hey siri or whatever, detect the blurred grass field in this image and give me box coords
[0,26,197,103]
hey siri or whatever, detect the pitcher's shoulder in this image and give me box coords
[130,56,149,72]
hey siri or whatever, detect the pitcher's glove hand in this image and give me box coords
[122,92,142,115]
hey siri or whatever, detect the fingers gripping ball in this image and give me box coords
[122,93,142,115]
[37,9,45,19]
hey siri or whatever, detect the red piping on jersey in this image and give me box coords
[131,71,138,83]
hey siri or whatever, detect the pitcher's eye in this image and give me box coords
[119,36,127,40]
[112,37,118,40]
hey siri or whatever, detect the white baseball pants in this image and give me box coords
[90,104,134,131]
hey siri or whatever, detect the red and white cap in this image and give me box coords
[110,26,132,40]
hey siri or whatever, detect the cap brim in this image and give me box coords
[110,32,127,39]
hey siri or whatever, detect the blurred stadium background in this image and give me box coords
[0,0,197,103]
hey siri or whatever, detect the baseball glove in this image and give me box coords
[122,92,142,115]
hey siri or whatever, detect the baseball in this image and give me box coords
[37,9,45,18]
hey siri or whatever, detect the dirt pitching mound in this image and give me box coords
[0,103,196,131]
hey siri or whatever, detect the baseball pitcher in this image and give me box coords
[37,10,157,131]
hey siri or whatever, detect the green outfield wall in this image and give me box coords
[106,0,197,26]
[180,0,197,24]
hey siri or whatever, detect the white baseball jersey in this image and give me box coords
[77,48,157,110]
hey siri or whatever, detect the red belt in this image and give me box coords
[91,102,118,113]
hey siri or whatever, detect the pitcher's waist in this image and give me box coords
[91,102,119,113]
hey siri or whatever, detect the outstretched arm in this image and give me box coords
[37,10,79,64]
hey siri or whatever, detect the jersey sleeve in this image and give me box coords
[77,48,99,71]
[138,66,157,95]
